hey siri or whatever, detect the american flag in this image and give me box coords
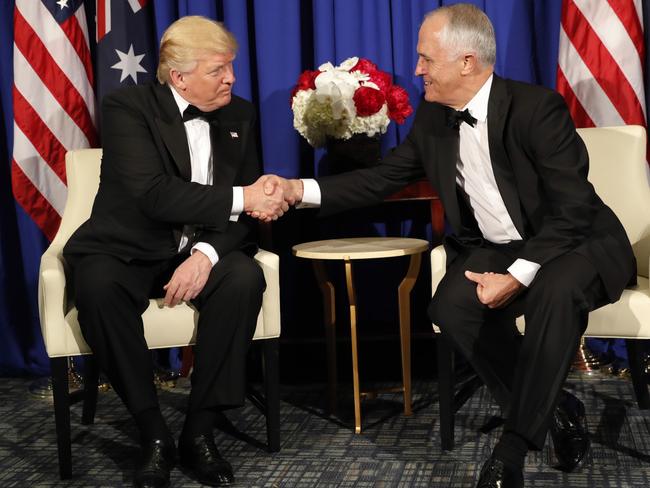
[12,0,97,241]
[557,0,646,129]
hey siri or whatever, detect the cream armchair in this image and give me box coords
[38,149,282,479]
[431,125,650,450]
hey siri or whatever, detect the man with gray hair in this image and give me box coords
[270,4,635,487]
[64,16,287,488]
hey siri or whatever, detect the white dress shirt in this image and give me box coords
[170,86,244,266]
[300,75,541,286]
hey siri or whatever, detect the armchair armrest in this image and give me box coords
[38,250,68,357]
[253,249,281,339]
[431,245,447,296]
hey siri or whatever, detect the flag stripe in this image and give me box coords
[16,0,96,121]
[13,125,68,217]
[13,87,68,183]
[14,9,97,146]
[558,26,625,127]
[13,48,90,151]
[606,0,644,59]
[60,13,94,88]
[556,68,595,128]
[562,0,645,125]
[11,162,61,241]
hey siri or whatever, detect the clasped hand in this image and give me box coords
[464,270,524,309]
[243,175,303,222]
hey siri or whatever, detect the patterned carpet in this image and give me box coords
[1,371,649,487]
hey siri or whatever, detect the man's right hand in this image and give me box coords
[243,175,289,222]
[247,175,303,221]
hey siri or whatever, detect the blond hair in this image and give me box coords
[156,16,238,84]
[425,4,496,67]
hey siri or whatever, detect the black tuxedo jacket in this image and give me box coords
[64,83,260,262]
[318,75,636,302]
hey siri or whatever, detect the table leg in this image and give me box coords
[397,252,422,416]
[343,257,362,434]
[312,260,337,414]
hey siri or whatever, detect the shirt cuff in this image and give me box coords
[296,178,321,208]
[507,258,541,287]
[231,186,243,222]
[191,242,219,267]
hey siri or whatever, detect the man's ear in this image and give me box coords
[169,69,185,91]
[461,53,478,75]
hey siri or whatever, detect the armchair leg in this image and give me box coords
[81,356,99,425]
[626,339,650,409]
[261,338,280,452]
[437,333,455,451]
[51,357,72,479]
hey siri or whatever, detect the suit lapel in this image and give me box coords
[153,84,192,180]
[487,76,525,237]
[210,115,247,185]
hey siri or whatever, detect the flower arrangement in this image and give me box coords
[290,57,413,148]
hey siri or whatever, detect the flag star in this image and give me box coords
[56,0,69,9]
[111,44,147,83]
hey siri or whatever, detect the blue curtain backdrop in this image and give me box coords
[0,0,643,375]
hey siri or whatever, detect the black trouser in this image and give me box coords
[428,243,607,449]
[68,250,264,418]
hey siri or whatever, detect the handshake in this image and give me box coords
[243,175,305,222]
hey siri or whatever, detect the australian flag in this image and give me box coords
[95,0,157,113]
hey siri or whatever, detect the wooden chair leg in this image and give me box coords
[51,357,72,479]
[626,339,650,409]
[81,356,99,425]
[262,338,280,452]
[437,333,455,451]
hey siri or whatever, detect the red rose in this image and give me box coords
[290,70,320,103]
[351,58,377,74]
[386,85,413,124]
[353,86,386,116]
[368,70,392,94]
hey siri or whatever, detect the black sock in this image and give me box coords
[492,431,528,471]
[135,407,170,442]
[182,408,217,439]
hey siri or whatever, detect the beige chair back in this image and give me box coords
[578,126,650,278]
[49,149,103,256]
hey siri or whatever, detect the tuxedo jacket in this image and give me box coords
[318,75,636,302]
[64,83,260,262]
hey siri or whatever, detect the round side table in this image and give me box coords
[293,237,429,433]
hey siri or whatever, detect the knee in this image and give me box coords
[428,282,477,331]
[73,265,124,312]
[224,257,265,296]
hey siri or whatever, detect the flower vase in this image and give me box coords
[325,134,381,175]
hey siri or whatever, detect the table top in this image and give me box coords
[292,237,429,260]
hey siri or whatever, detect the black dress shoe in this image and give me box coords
[550,391,590,471]
[476,456,524,488]
[179,434,234,486]
[133,438,176,488]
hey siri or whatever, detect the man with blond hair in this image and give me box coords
[64,16,285,488]
[269,4,635,487]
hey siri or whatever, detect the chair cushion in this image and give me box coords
[434,277,650,340]
[57,299,276,357]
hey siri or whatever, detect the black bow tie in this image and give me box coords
[182,104,218,123]
[446,108,477,129]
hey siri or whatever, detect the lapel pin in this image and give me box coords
[230,131,239,138]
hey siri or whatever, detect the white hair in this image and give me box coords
[425,4,496,67]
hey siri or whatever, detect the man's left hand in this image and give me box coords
[163,251,213,307]
[464,270,524,309]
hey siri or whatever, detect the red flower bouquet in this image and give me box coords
[290,57,413,147]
